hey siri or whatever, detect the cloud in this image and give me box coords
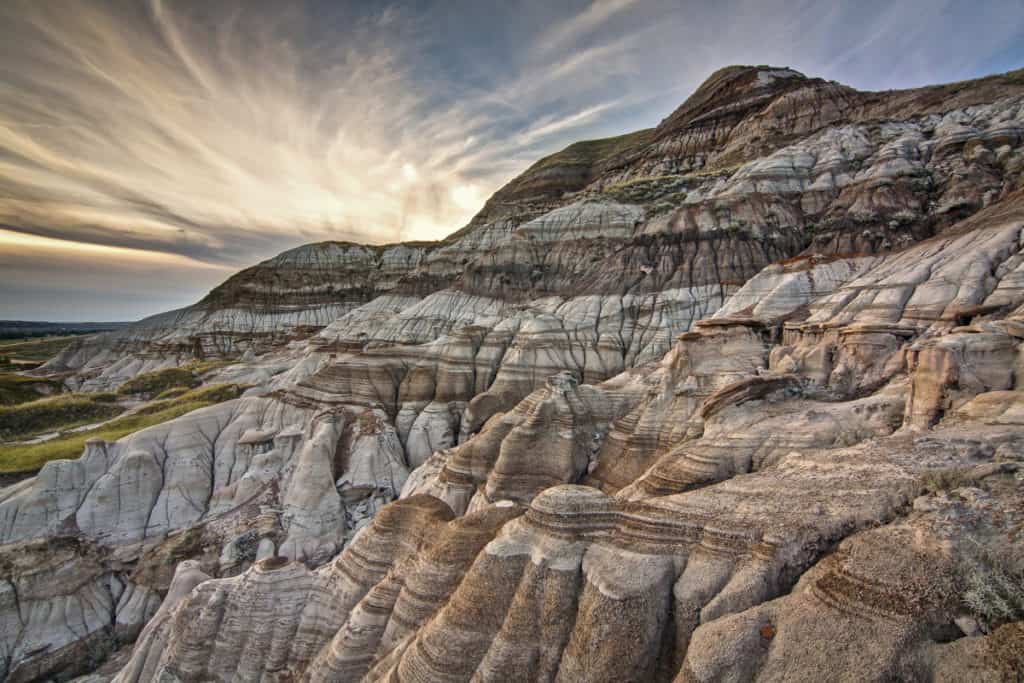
[533,0,641,56]
[0,0,1021,320]
[0,0,496,264]
[0,227,230,321]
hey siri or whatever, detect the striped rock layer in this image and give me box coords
[3,65,1024,681]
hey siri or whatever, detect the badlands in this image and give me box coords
[2,64,1024,681]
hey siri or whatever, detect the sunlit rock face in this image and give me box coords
[5,65,1024,681]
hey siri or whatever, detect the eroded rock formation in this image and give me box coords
[4,64,1024,681]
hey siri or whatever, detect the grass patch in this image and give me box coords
[116,360,236,397]
[185,359,234,375]
[0,372,61,406]
[134,383,245,416]
[154,386,192,400]
[0,392,123,440]
[0,383,247,474]
[0,335,81,363]
[117,367,199,398]
[601,174,690,204]
[115,360,236,397]
[599,164,744,207]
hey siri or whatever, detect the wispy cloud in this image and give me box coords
[0,0,495,265]
[534,0,641,56]
[0,0,1021,320]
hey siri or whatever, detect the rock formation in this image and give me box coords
[3,64,1024,681]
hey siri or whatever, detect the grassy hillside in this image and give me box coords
[0,383,246,474]
[0,372,62,405]
[0,335,81,367]
[0,392,123,440]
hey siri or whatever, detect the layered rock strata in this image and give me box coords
[2,65,1024,681]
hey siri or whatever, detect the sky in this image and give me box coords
[1,0,1023,321]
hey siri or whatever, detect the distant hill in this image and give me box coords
[0,320,129,339]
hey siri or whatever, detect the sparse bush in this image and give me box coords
[960,540,1024,631]
[921,467,978,494]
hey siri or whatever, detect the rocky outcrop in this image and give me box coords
[4,64,1024,681]
[47,66,1024,394]
[108,424,1023,682]
[0,395,405,561]
[0,538,162,682]
[56,213,1024,679]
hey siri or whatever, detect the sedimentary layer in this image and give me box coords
[3,65,1024,681]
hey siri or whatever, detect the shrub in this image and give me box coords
[921,467,978,494]
[960,540,1024,631]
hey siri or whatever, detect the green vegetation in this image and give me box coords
[133,383,245,416]
[0,383,247,474]
[154,386,192,400]
[0,335,80,364]
[117,367,199,397]
[960,540,1024,630]
[115,360,235,398]
[185,359,234,375]
[0,392,122,440]
[0,372,61,406]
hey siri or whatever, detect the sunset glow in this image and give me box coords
[1,0,1022,320]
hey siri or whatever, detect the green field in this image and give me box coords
[117,366,200,397]
[0,372,62,405]
[0,383,246,474]
[0,334,247,474]
[0,392,123,440]
[0,335,81,366]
